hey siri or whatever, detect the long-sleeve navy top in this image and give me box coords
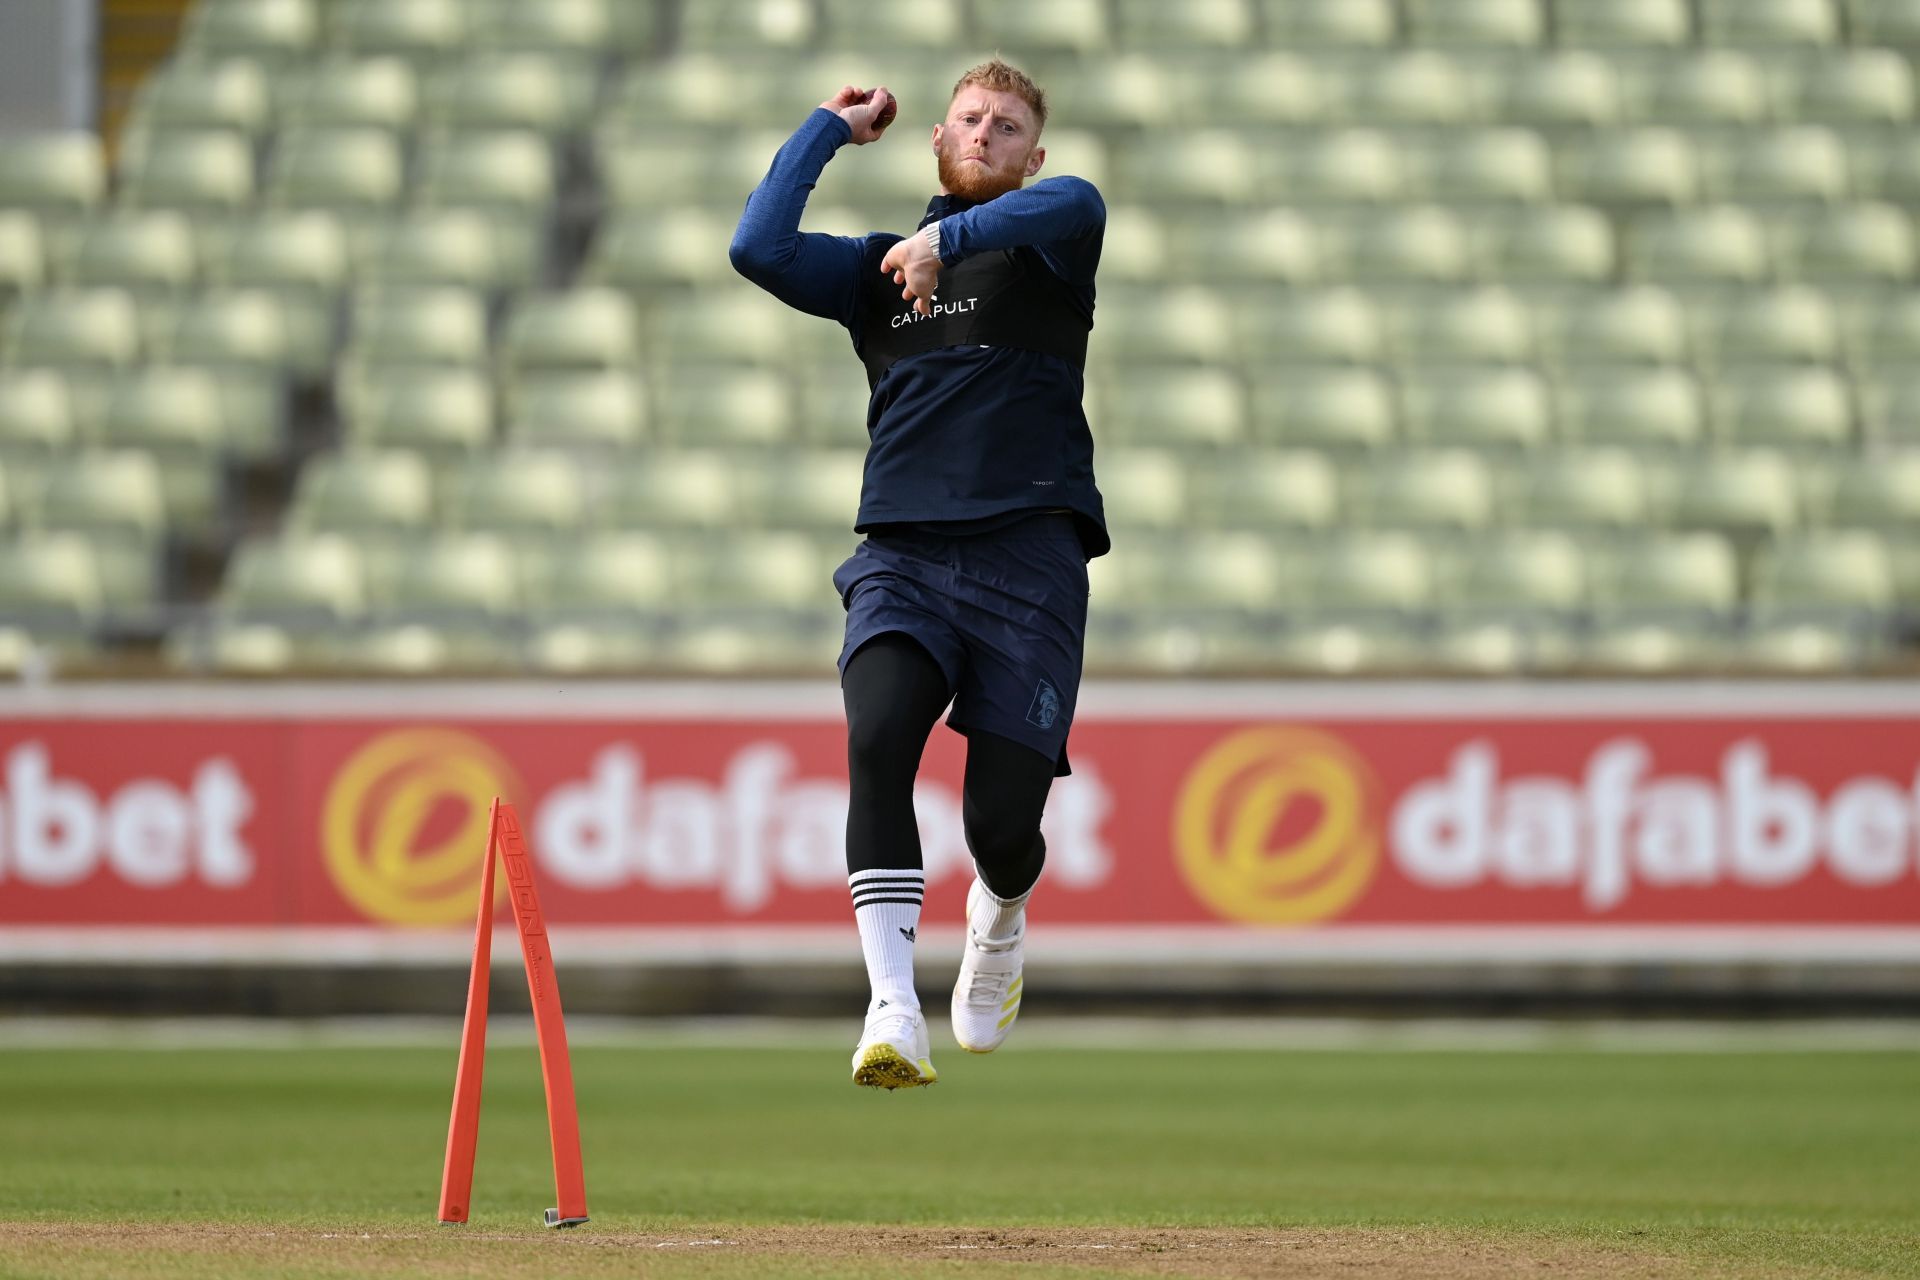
[730,107,1110,557]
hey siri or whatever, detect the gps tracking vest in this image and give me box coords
[855,243,1091,390]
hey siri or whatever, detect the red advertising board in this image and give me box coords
[1,685,1916,958]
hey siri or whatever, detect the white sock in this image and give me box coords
[850,868,924,1012]
[970,877,1030,944]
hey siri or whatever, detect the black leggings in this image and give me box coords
[843,632,1053,899]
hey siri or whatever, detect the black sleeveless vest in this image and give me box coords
[854,241,1091,390]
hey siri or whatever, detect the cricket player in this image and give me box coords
[730,58,1107,1089]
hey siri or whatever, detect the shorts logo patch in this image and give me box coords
[1026,679,1061,730]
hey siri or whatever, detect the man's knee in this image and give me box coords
[962,793,1044,867]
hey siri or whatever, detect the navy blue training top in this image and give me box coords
[729,108,1110,559]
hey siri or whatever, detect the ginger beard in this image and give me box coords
[934,127,1034,202]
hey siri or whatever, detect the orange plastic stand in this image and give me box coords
[437,798,589,1228]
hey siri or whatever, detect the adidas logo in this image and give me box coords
[899,926,917,943]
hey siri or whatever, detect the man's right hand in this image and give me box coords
[821,85,896,144]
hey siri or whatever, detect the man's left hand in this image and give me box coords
[881,234,940,317]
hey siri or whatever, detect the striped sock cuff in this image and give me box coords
[849,868,925,909]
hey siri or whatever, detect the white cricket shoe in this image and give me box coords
[950,879,1025,1053]
[850,1002,938,1090]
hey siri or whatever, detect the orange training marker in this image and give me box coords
[436,798,589,1229]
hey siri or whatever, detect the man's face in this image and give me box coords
[932,87,1045,201]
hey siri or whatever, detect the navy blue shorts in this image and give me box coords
[832,513,1089,776]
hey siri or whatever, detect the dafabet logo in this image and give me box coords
[1173,727,1383,925]
[322,729,521,926]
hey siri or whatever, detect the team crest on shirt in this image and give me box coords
[1026,679,1061,730]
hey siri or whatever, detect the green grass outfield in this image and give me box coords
[0,1025,1916,1279]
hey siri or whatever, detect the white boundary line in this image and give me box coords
[2,925,1918,965]
[3,679,1920,720]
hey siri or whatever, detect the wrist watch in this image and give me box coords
[922,220,942,259]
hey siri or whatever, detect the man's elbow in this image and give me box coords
[729,231,769,283]
[1051,175,1106,230]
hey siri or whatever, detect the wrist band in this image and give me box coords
[922,221,942,259]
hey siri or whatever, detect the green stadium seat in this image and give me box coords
[1535,286,1688,366]
[1095,449,1189,531]
[1555,0,1690,45]
[506,372,649,449]
[161,290,304,376]
[96,368,228,458]
[1555,369,1705,446]
[1775,204,1915,284]
[796,369,872,449]
[1841,294,1920,374]
[1233,289,1383,365]
[118,132,255,211]
[740,450,865,530]
[1045,57,1186,131]
[1847,0,1920,45]
[352,210,524,289]
[1084,286,1233,367]
[1713,368,1854,449]
[1738,619,1866,673]
[1260,0,1397,46]
[1407,0,1543,45]
[522,533,676,614]
[1269,619,1425,676]
[220,532,364,619]
[212,210,348,296]
[0,534,103,626]
[1214,53,1325,125]
[1115,0,1256,47]
[816,0,963,49]
[601,451,739,529]
[1341,53,1476,125]
[126,58,272,140]
[1301,531,1435,615]
[1775,51,1914,124]
[169,619,303,675]
[1431,619,1574,675]
[1851,133,1920,204]
[1628,207,1772,285]
[0,133,104,217]
[181,0,318,63]
[1699,0,1839,45]
[500,289,640,374]
[1557,128,1699,205]
[471,0,640,55]
[1409,129,1553,204]
[266,128,405,211]
[1670,450,1802,535]
[320,621,516,675]
[973,0,1109,53]
[344,287,489,368]
[645,288,795,370]
[1165,210,1319,284]
[1186,449,1339,530]
[1331,207,1471,283]
[1751,530,1896,615]
[1098,207,1170,284]
[655,366,794,446]
[275,57,419,133]
[1154,533,1293,609]
[602,57,781,132]
[338,365,493,454]
[1401,369,1552,449]
[0,211,45,301]
[679,531,822,608]
[1859,375,1920,442]
[442,450,587,534]
[0,371,74,455]
[1094,368,1247,448]
[1513,449,1650,528]
[1113,131,1261,205]
[59,212,198,294]
[1495,52,1622,127]
[1689,288,1839,369]
[1388,289,1536,366]
[288,449,435,533]
[1579,621,1722,672]
[4,290,142,368]
[1824,452,1920,524]
[653,610,843,675]
[1591,532,1741,616]
[679,0,817,50]
[1347,449,1497,529]
[1622,51,1771,125]
[421,55,595,136]
[526,621,656,673]
[331,0,469,64]
[33,451,168,540]
[587,210,737,287]
[1443,530,1587,617]
[1473,206,1615,283]
[1699,128,1851,204]
[373,532,520,618]
[1269,129,1403,204]
[415,130,557,217]
[1251,368,1397,450]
